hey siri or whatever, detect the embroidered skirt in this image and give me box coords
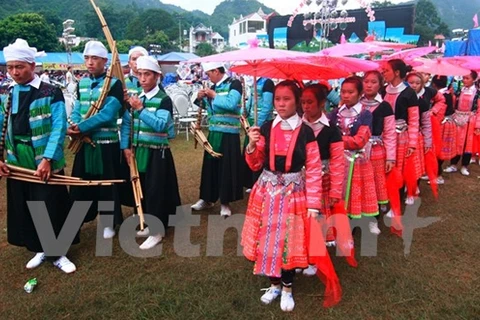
[439,117,457,160]
[241,170,309,277]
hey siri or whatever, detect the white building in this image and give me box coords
[228,8,274,48]
[189,23,225,53]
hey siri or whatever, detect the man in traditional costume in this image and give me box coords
[191,62,243,217]
[0,39,77,273]
[120,56,181,250]
[68,41,124,239]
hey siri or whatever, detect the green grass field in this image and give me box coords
[0,134,479,319]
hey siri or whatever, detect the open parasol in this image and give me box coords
[305,54,380,73]
[383,46,437,62]
[413,57,471,76]
[188,39,311,125]
[230,60,349,81]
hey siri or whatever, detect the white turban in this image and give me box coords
[3,38,38,63]
[83,41,108,59]
[136,56,161,74]
[128,46,149,59]
[202,62,225,72]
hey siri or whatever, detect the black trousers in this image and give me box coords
[269,269,295,287]
[199,133,243,204]
[450,153,472,167]
[7,170,80,253]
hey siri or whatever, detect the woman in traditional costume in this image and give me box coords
[382,59,421,204]
[443,70,480,176]
[360,71,396,217]
[241,80,341,312]
[301,84,356,276]
[329,77,379,232]
[430,75,455,185]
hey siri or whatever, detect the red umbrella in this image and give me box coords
[230,60,349,81]
[187,39,311,125]
[413,57,471,76]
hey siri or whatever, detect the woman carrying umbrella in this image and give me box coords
[360,71,396,219]
[242,80,341,311]
[443,70,480,176]
[382,59,421,204]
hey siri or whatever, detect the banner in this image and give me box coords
[41,63,87,71]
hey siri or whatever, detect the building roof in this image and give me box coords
[157,52,199,62]
[212,32,224,40]
[232,8,269,24]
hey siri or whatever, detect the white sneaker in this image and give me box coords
[443,165,457,173]
[302,265,317,276]
[139,234,163,250]
[420,175,429,181]
[428,177,445,185]
[405,196,415,205]
[245,188,252,193]
[191,199,214,211]
[470,158,476,164]
[280,290,295,312]
[220,204,232,217]
[26,252,45,269]
[260,286,281,304]
[369,221,381,235]
[460,167,470,176]
[385,210,394,218]
[53,256,76,274]
[325,240,337,247]
[137,227,150,237]
[103,227,116,239]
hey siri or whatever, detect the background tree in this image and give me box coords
[415,0,451,44]
[83,5,136,40]
[195,43,216,57]
[0,13,61,51]
[371,1,394,7]
[142,30,175,55]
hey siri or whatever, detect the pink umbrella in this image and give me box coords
[319,42,386,57]
[384,46,437,62]
[187,39,311,125]
[366,41,416,50]
[230,60,349,81]
[444,56,480,71]
[413,57,471,76]
[303,54,380,73]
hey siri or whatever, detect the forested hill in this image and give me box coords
[0,0,275,39]
[429,0,479,30]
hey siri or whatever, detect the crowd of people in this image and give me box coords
[0,37,479,312]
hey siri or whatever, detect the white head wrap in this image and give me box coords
[83,41,108,59]
[202,62,225,72]
[136,56,161,74]
[3,38,39,63]
[128,46,149,59]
